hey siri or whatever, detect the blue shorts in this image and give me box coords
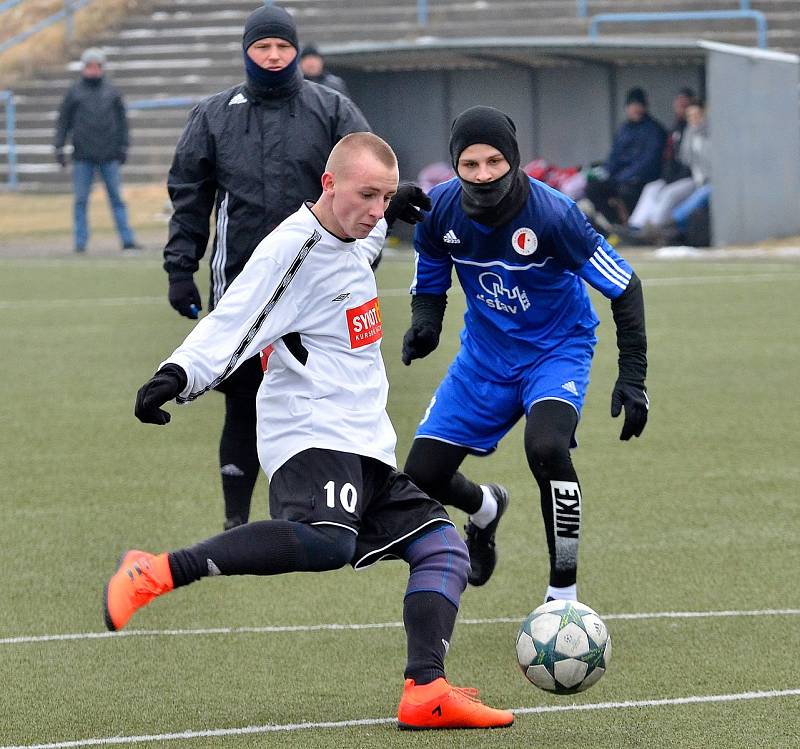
[415,338,595,454]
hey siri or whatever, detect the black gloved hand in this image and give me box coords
[135,364,188,425]
[610,380,649,440]
[384,182,432,229]
[118,151,127,165]
[55,150,67,168]
[401,325,440,365]
[168,275,201,319]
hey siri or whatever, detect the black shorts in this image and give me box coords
[269,448,452,569]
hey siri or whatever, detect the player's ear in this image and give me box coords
[321,171,335,194]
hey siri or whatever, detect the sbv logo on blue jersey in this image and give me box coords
[477,272,531,314]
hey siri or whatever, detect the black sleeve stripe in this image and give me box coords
[177,230,321,403]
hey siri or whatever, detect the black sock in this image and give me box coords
[403,438,482,515]
[168,521,356,588]
[403,591,457,685]
[526,401,581,588]
[219,392,260,525]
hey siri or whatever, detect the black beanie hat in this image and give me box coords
[449,106,520,173]
[625,87,648,106]
[242,5,298,51]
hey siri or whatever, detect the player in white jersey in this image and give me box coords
[103,133,513,731]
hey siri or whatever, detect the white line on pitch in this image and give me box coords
[1,272,799,310]
[1,688,798,749]
[2,608,799,646]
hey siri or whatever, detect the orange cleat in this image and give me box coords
[397,678,514,730]
[103,550,174,631]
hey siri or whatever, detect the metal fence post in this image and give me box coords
[417,0,428,26]
[65,0,74,42]
[1,91,18,190]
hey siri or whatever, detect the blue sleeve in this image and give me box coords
[576,240,635,300]
[549,203,607,271]
[411,208,453,295]
[548,202,633,299]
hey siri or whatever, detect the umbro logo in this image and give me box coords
[442,229,460,244]
[331,292,351,302]
[562,381,578,395]
[228,93,248,105]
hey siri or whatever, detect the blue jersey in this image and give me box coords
[412,176,634,374]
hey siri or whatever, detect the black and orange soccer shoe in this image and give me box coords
[103,550,174,631]
[397,678,514,730]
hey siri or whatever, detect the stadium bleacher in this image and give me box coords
[2,0,800,190]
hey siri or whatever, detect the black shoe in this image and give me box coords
[122,242,142,251]
[464,484,509,586]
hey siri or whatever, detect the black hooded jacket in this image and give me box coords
[163,70,370,309]
[53,77,129,163]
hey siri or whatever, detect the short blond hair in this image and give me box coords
[326,132,397,174]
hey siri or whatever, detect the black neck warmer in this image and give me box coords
[82,76,103,88]
[244,55,302,100]
[450,105,530,227]
[460,168,530,227]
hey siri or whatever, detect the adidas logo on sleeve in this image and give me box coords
[443,229,461,244]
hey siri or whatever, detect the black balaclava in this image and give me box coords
[242,5,301,99]
[449,106,530,227]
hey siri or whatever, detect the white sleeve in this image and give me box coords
[162,234,309,402]
[354,219,387,266]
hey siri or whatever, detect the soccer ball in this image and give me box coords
[515,599,611,694]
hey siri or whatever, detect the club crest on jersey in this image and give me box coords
[346,297,382,349]
[512,227,538,256]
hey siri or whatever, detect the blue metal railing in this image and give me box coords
[417,2,754,23]
[1,90,17,190]
[0,0,26,13]
[589,10,768,49]
[128,96,203,111]
[0,0,95,56]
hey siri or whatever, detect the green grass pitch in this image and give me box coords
[0,251,799,748]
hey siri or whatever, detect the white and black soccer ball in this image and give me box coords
[516,599,611,694]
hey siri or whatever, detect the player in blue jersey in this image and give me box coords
[401,106,649,602]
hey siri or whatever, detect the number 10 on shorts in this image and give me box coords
[324,481,358,513]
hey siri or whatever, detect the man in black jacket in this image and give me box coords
[54,48,137,253]
[163,4,370,531]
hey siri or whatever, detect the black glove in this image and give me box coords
[384,182,432,229]
[610,273,648,440]
[118,151,127,165]
[401,325,440,365]
[134,364,188,425]
[611,380,649,440]
[401,293,447,365]
[168,274,201,319]
[55,149,67,168]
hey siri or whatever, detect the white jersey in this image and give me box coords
[164,203,396,478]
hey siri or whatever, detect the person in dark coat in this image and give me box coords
[53,48,137,252]
[585,87,667,227]
[299,44,351,97]
[163,4,370,531]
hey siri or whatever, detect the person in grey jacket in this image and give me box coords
[163,4,370,531]
[299,44,351,98]
[54,48,137,252]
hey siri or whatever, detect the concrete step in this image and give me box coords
[1,127,186,145]
[1,143,179,158]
